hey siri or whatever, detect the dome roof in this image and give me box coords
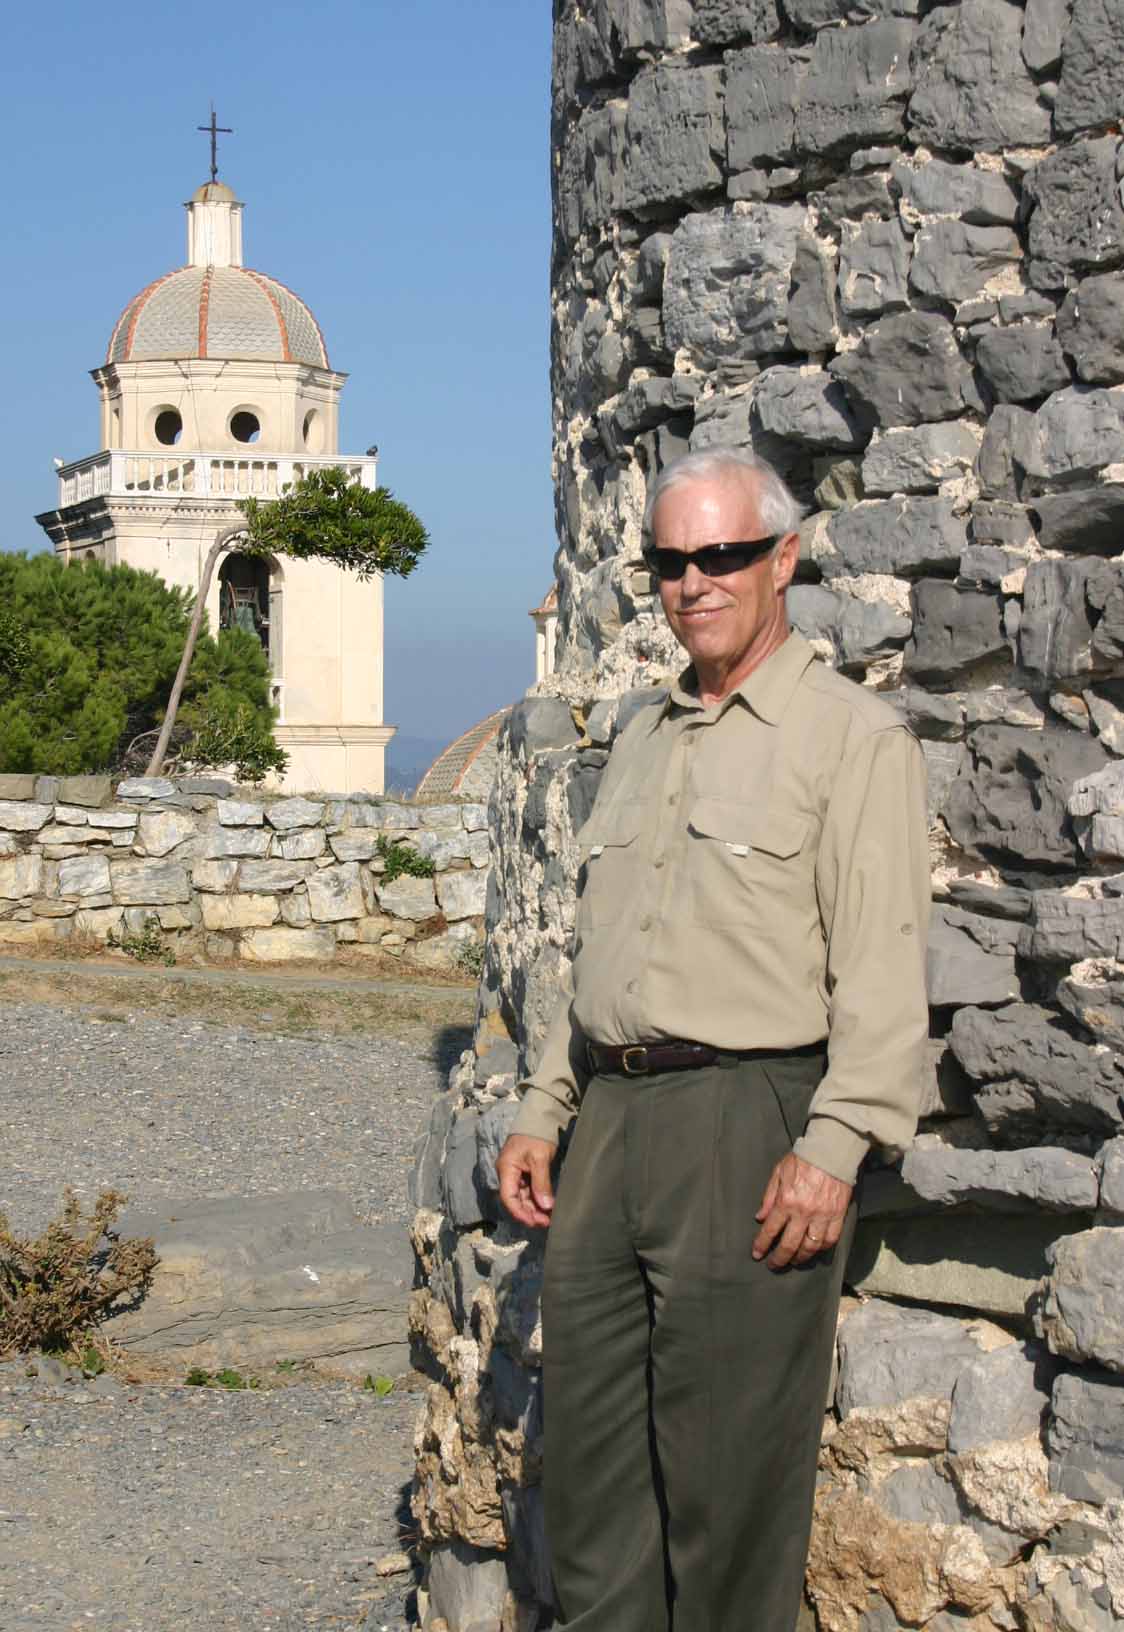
[107,265,329,368]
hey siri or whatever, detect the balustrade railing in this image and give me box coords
[55,451,377,508]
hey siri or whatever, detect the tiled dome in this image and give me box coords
[107,265,329,368]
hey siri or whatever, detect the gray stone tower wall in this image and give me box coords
[408,2,1124,1627]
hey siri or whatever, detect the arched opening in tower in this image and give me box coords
[218,552,280,674]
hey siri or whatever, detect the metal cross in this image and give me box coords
[197,104,233,183]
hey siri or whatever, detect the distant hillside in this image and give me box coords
[385,733,446,797]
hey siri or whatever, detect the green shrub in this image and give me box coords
[376,835,436,882]
[106,915,175,966]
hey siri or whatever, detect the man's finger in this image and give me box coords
[752,1204,788,1260]
[766,1215,808,1270]
[755,1164,781,1223]
[526,1147,556,1214]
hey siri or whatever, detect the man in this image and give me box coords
[496,448,930,1632]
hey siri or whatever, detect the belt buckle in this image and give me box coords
[621,1045,650,1075]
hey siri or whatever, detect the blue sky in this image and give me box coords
[0,1,554,747]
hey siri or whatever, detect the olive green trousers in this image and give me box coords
[540,1053,856,1632]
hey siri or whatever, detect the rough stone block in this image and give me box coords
[694,0,781,43]
[787,584,912,669]
[1037,1227,1124,1371]
[51,805,89,826]
[1057,273,1124,385]
[1021,0,1069,72]
[863,423,979,495]
[264,797,324,831]
[0,918,70,946]
[216,799,263,826]
[824,497,967,578]
[239,925,336,962]
[909,0,1053,152]
[1058,959,1124,1047]
[0,776,37,800]
[787,231,839,353]
[831,311,977,428]
[725,46,803,167]
[836,1299,986,1414]
[307,862,365,923]
[838,218,911,318]
[376,875,438,921]
[109,859,191,906]
[796,20,915,156]
[115,777,175,800]
[664,204,805,365]
[902,1144,1100,1211]
[56,775,112,808]
[926,901,1019,1005]
[1101,1136,1124,1213]
[905,581,1007,685]
[56,854,111,898]
[505,698,578,759]
[275,829,326,860]
[620,62,725,212]
[1024,138,1124,286]
[437,871,489,922]
[975,325,1071,405]
[74,906,124,939]
[191,858,239,892]
[424,1540,510,1632]
[950,1002,1124,1138]
[137,809,197,857]
[848,1210,1094,1316]
[199,894,280,931]
[753,366,864,450]
[0,801,51,833]
[945,723,1108,868]
[910,221,1023,306]
[237,859,312,893]
[0,853,44,899]
[202,826,272,859]
[325,828,379,862]
[1048,1369,1124,1503]
[948,1341,1056,1452]
[1054,0,1124,136]
[892,157,1019,225]
[1032,486,1124,553]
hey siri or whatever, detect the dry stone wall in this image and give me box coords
[0,773,487,969]
[408,2,1124,1629]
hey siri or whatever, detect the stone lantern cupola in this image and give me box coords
[36,173,394,794]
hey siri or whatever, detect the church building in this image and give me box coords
[36,154,394,794]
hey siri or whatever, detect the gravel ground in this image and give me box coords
[0,967,472,1632]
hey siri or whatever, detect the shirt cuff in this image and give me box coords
[792,1117,871,1186]
[511,1085,572,1146]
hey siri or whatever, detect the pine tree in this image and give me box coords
[0,553,283,779]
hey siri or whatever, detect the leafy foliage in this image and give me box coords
[241,466,429,578]
[184,1366,260,1390]
[0,553,283,776]
[376,835,436,882]
[0,1189,158,1357]
[105,915,175,966]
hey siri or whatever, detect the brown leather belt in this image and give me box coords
[586,1038,827,1078]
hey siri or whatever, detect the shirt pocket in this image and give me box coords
[686,798,810,927]
[577,801,644,928]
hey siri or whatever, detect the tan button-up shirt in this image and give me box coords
[512,632,931,1185]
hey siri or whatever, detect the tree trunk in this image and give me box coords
[145,525,246,777]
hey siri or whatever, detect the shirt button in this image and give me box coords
[654,856,666,870]
[627,979,639,994]
[668,792,679,806]
[639,915,653,932]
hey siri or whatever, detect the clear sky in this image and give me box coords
[0,1,554,748]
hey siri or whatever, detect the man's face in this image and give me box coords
[651,476,798,681]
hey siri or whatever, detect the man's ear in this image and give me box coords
[771,531,801,593]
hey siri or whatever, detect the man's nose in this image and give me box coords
[681,557,709,595]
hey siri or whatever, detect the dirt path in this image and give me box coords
[0,955,474,1631]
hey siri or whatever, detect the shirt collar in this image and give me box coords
[665,631,817,726]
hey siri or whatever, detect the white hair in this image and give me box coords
[642,448,805,541]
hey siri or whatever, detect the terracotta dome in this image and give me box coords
[106,265,329,368]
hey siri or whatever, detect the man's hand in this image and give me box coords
[752,1152,852,1270]
[497,1134,558,1229]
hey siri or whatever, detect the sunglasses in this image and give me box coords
[641,537,780,581]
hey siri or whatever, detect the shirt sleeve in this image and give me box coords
[510,967,588,1145]
[794,724,931,1185]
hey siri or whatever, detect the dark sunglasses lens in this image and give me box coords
[643,540,776,580]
